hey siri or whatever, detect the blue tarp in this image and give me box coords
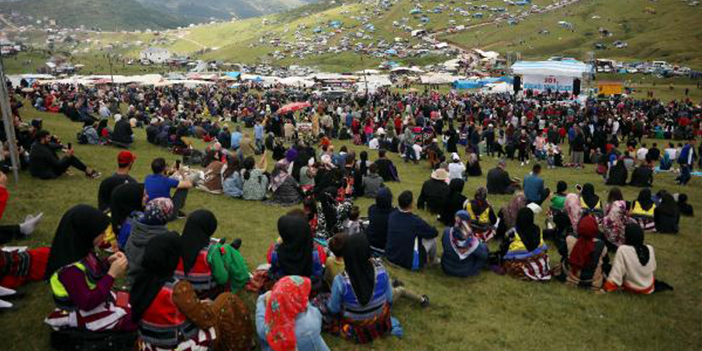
[385,49,397,55]
[329,21,342,28]
[226,72,241,78]
[453,80,482,89]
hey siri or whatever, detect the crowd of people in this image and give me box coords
[0,78,698,350]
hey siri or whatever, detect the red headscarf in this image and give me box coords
[569,215,599,270]
[265,276,312,351]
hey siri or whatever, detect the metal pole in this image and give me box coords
[0,57,21,183]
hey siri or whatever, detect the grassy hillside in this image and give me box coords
[0,0,187,30]
[443,0,702,68]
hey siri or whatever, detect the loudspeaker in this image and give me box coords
[573,78,581,95]
[513,75,521,92]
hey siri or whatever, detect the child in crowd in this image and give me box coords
[324,234,347,288]
[343,206,362,236]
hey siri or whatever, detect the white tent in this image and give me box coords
[420,73,458,85]
[511,60,591,77]
[279,77,315,88]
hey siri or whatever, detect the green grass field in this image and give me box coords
[0,101,700,351]
[443,0,702,69]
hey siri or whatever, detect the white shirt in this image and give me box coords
[412,144,423,159]
[664,148,677,160]
[636,147,649,161]
[368,138,379,150]
[448,162,466,180]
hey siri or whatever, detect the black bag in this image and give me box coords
[182,149,204,166]
[76,132,88,145]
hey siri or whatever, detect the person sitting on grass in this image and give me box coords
[554,215,610,291]
[365,187,395,255]
[486,159,518,195]
[320,235,427,344]
[604,223,672,295]
[417,168,450,215]
[654,191,680,234]
[97,151,138,212]
[111,114,133,148]
[579,183,603,218]
[267,214,327,291]
[499,207,551,281]
[630,188,656,232]
[362,163,384,199]
[373,149,399,182]
[29,130,101,179]
[600,187,629,247]
[441,210,489,278]
[386,191,439,270]
[523,164,550,206]
[629,162,653,187]
[131,233,254,351]
[109,183,145,250]
[256,276,330,351]
[439,179,468,227]
[124,198,175,283]
[606,159,628,186]
[463,187,498,242]
[144,157,193,220]
[44,205,135,334]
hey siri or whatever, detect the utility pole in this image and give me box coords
[0,56,21,183]
[107,53,114,84]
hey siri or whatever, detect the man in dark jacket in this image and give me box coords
[417,168,450,214]
[386,191,438,270]
[29,130,100,179]
[486,160,517,194]
[111,115,134,147]
[365,187,395,253]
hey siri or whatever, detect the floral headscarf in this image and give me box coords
[450,210,480,259]
[602,200,628,246]
[564,194,582,230]
[265,276,311,351]
[139,197,174,225]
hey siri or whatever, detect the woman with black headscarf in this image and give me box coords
[315,186,353,239]
[500,207,551,281]
[131,233,255,351]
[463,186,498,242]
[606,159,628,186]
[44,205,135,333]
[604,223,662,294]
[630,188,656,231]
[173,210,224,298]
[325,234,394,343]
[654,192,680,234]
[268,215,327,285]
[579,183,603,217]
[110,183,145,249]
[439,179,468,226]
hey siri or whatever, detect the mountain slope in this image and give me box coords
[442,0,702,68]
[0,0,187,30]
[136,0,312,23]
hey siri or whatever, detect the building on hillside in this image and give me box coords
[140,48,170,64]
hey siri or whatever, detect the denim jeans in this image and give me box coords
[256,294,330,351]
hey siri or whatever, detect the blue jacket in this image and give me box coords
[256,294,330,351]
[385,210,438,270]
[523,174,545,203]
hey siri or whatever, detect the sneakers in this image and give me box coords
[520,162,525,166]
[420,295,430,308]
[86,171,101,179]
[19,213,43,236]
[177,211,187,219]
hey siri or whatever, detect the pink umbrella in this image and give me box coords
[277,101,311,114]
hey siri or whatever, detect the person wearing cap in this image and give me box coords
[523,164,550,206]
[97,151,138,211]
[29,130,101,180]
[417,168,450,214]
[486,160,518,195]
[111,114,134,147]
[447,153,465,181]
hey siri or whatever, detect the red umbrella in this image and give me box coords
[277,101,311,114]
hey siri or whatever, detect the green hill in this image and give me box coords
[0,0,187,30]
[442,0,702,68]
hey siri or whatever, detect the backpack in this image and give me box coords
[76,131,88,145]
[182,149,204,166]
